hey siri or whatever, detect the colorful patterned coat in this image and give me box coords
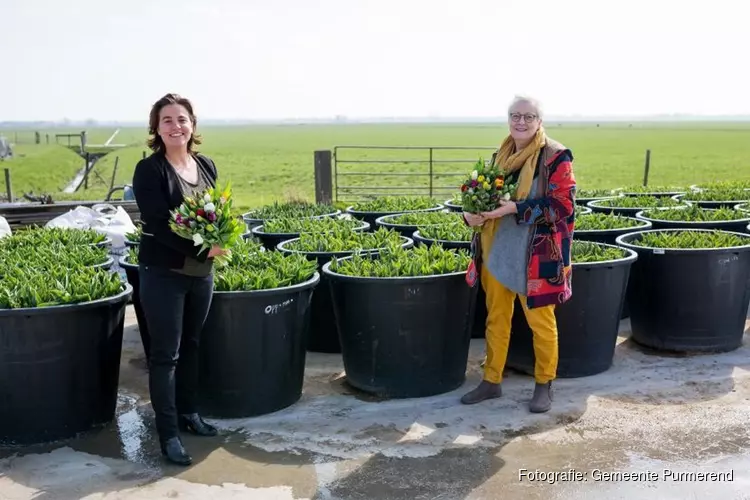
[471,138,577,309]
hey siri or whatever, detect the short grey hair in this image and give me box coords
[508,95,544,119]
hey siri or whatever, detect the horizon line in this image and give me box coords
[3,114,750,127]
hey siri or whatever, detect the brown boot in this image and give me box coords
[529,382,553,413]
[460,380,502,405]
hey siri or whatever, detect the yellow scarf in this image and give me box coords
[480,127,546,263]
[493,126,547,201]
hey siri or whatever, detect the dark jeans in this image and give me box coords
[139,263,214,442]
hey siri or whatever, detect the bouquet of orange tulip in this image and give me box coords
[169,182,245,267]
[460,158,517,232]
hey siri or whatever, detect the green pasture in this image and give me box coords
[0,144,85,197]
[2,123,749,213]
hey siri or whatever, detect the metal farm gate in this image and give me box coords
[331,145,498,203]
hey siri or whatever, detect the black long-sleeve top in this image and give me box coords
[132,151,218,270]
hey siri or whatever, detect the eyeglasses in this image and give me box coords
[509,113,538,123]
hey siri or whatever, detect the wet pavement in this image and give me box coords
[2,307,750,499]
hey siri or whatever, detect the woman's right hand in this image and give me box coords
[463,212,485,227]
[208,244,228,258]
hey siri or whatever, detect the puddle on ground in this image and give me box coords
[0,390,327,467]
[0,389,330,499]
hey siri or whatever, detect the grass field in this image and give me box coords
[2,123,750,213]
[0,144,87,197]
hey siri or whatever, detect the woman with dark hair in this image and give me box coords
[132,93,228,466]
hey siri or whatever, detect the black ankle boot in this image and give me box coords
[460,380,502,405]
[529,381,553,413]
[161,436,192,466]
[178,413,218,437]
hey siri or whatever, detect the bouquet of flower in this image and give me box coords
[461,158,517,232]
[169,182,246,267]
[460,158,518,232]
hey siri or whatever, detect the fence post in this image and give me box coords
[83,152,90,190]
[109,156,120,192]
[642,149,651,187]
[4,168,11,202]
[428,148,434,197]
[314,150,333,204]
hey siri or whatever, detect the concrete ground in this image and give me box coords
[2,307,750,500]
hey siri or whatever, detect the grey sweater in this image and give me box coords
[484,175,540,295]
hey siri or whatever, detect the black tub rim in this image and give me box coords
[578,206,593,215]
[344,204,445,218]
[0,281,133,317]
[91,256,115,270]
[690,183,750,191]
[570,240,639,269]
[91,236,113,248]
[250,218,370,239]
[634,208,750,229]
[320,251,469,284]
[672,190,750,206]
[734,202,750,213]
[374,211,460,230]
[587,197,691,212]
[124,238,140,247]
[411,229,472,247]
[618,190,687,198]
[118,254,138,269]
[242,208,342,224]
[211,271,321,299]
[443,198,462,209]
[575,215,652,236]
[614,228,750,254]
[275,235,413,257]
[575,194,620,205]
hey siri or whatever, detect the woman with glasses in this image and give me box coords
[461,95,577,413]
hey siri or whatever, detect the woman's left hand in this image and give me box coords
[480,201,517,220]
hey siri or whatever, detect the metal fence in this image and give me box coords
[0,131,39,145]
[0,130,90,147]
[332,145,497,202]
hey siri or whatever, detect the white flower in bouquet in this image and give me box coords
[204,202,216,213]
[192,233,204,246]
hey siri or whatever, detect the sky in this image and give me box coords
[2,0,749,122]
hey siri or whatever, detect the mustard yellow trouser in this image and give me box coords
[480,255,559,385]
